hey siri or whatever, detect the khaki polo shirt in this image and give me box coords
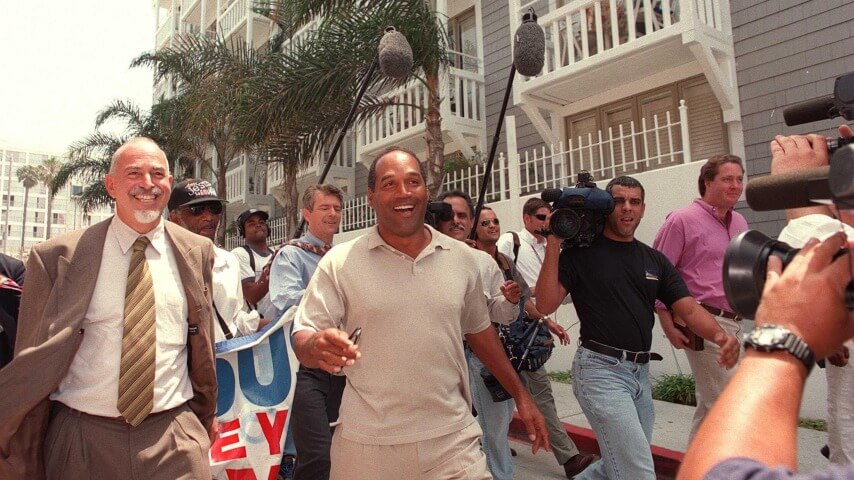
[294,225,490,444]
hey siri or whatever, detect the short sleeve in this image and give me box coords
[655,251,691,308]
[293,258,346,335]
[460,271,491,335]
[230,247,256,281]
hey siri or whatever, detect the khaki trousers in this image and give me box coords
[684,315,745,439]
[329,421,491,480]
[519,366,581,465]
[45,402,211,480]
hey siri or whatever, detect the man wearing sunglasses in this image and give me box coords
[495,199,596,479]
[167,179,261,343]
[435,190,524,480]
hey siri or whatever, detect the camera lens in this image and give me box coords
[723,230,798,319]
[550,208,582,239]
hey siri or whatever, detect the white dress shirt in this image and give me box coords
[51,217,193,416]
[213,247,260,342]
[497,229,545,291]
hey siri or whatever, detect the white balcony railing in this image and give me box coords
[518,0,721,77]
[219,0,247,38]
[181,0,199,18]
[359,66,485,149]
[281,18,320,54]
[156,13,174,47]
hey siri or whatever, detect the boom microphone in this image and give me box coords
[541,188,562,203]
[783,96,837,126]
[378,26,413,81]
[513,11,545,77]
[745,166,831,211]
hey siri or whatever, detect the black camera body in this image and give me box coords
[542,172,615,248]
[424,201,453,228]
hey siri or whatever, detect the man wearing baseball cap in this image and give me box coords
[168,179,261,342]
[232,209,276,321]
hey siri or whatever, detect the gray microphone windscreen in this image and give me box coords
[745,167,831,211]
[379,26,414,81]
[513,17,545,77]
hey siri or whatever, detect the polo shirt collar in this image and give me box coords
[366,224,453,252]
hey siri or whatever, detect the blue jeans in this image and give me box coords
[571,347,656,480]
[466,347,515,480]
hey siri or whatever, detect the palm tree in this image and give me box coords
[53,99,201,213]
[131,35,264,244]
[245,0,451,233]
[37,157,62,239]
[16,165,40,255]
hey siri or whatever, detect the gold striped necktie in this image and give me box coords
[117,236,156,427]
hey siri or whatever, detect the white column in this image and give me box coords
[245,0,254,48]
[506,115,521,200]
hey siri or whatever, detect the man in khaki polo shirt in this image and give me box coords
[292,147,549,480]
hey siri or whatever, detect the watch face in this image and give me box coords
[748,325,790,346]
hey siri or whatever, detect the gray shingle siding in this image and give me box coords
[733,0,854,236]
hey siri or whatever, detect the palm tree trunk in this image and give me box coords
[216,164,228,246]
[20,187,29,256]
[424,72,445,198]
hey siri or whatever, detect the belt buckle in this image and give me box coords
[619,350,627,362]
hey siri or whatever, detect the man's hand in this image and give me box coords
[544,317,570,345]
[303,328,361,374]
[756,233,854,359]
[658,309,690,350]
[209,418,219,443]
[500,280,522,304]
[770,133,830,175]
[514,391,551,454]
[713,332,740,369]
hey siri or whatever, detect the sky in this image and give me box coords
[0,1,157,154]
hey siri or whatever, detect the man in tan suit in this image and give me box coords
[0,137,217,480]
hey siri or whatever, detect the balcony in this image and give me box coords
[357,53,486,160]
[266,137,357,209]
[218,0,272,48]
[155,13,174,49]
[512,0,733,112]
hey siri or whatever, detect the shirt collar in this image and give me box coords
[518,228,544,246]
[111,215,166,256]
[366,224,453,252]
[302,230,330,248]
[694,198,734,225]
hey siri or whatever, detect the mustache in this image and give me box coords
[129,186,164,197]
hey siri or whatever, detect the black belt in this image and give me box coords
[700,303,742,321]
[580,339,663,364]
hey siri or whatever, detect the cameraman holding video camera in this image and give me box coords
[536,175,739,479]
[678,126,854,479]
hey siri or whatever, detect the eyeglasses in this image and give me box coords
[185,202,223,216]
[534,214,547,221]
[479,219,500,227]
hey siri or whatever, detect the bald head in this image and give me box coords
[110,137,169,175]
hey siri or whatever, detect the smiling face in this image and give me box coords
[475,209,501,244]
[105,139,173,233]
[437,196,473,241]
[303,191,342,243]
[604,184,645,242]
[703,161,744,209]
[367,151,429,242]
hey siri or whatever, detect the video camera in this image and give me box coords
[722,71,854,318]
[425,201,453,228]
[540,171,614,248]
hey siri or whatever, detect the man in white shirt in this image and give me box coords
[0,137,217,480]
[167,179,261,342]
[232,209,276,320]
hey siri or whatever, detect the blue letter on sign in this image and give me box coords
[215,357,235,415]
[237,327,291,406]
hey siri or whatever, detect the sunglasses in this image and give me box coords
[479,219,500,227]
[185,203,223,216]
[534,214,547,221]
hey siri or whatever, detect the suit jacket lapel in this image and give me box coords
[54,219,109,333]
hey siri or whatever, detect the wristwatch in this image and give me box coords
[743,324,815,373]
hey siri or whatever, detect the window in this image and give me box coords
[2,195,14,207]
[52,212,65,224]
[448,8,478,72]
[564,75,727,178]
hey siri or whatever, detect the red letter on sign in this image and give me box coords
[211,418,247,461]
[256,409,289,455]
[225,466,279,480]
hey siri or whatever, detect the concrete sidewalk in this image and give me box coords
[507,380,831,479]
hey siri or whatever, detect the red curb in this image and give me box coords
[509,413,684,478]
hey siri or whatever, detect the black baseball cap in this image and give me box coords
[168,179,227,212]
[237,208,270,229]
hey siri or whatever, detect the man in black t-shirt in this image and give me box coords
[536,176,739,480]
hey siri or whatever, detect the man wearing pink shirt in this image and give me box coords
[652,155,748,438]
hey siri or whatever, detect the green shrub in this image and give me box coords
[652,374,696,406]
[546,370,572,384]
[798,418,827,431]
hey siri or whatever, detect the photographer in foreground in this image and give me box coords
[677,231,854,479]
[536,176,738,479]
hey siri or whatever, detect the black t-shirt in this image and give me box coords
[558,235,690,351]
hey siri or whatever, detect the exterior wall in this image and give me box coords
[732,0,854,237]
